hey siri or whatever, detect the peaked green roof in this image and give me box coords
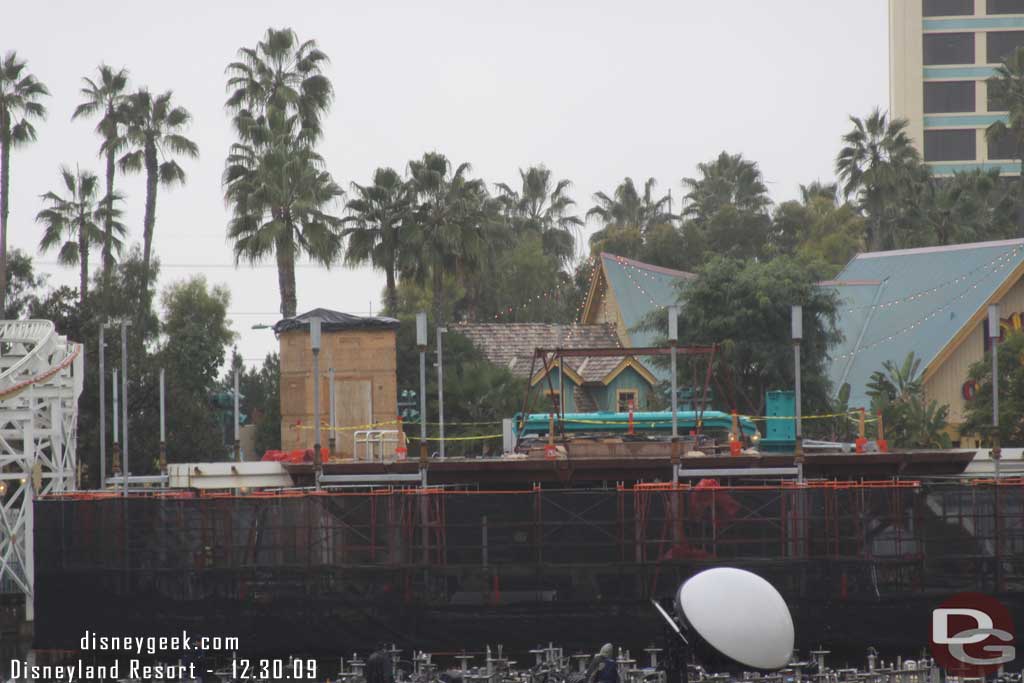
[826,238,1024,409]
[601,253,695,347]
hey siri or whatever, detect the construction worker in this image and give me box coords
[586,643,619,683]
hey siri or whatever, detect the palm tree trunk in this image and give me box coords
[79,215,89,307]
[103,146,116,287]
[141,139,158,295]
[385,266,397,316]
[276,231,297,318]
[0,124,10,317]
[432,266,444,323]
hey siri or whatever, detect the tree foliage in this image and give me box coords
[866,353,952,449]
[641,256,841,417]
[36,166,125,304]
[0,50,48,314]
[962,332,1024,446]
[836,108,922,252]
[224,27,340,318]
[394,317,524,456]
[72,64,131,283]
[117,88,198,296]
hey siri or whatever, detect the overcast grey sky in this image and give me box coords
[1,0,889,365]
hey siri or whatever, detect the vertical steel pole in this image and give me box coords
[112,368,119,488]
[311,317,322,489]
[99,326,106,490]
[120,322,129,496]
[328,367,337,455]
[989,304,1001,478]
[669,306,679,485]
[233,367,241,461]
[792,305,804,484]
[417,313,428,486]
[437,327,446,459]
[159,368,166,475]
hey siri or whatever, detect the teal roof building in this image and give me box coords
[581,253,695,348]
[826,238,1024,435]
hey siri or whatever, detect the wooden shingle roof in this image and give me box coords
[453,322,640,383]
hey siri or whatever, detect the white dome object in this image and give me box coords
[676,567,794,671]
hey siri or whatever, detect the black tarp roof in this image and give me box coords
[272,308,400,334]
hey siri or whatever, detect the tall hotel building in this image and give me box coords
[890,0,1024,174]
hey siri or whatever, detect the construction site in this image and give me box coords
[0,303,1022,672]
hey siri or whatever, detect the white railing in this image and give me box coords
[353,429,402,462]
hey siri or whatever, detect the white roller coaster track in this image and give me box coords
[0,320,83,620]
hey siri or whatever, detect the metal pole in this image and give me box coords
[437,327,446,459]
[792,305,804,484]
[99,326,105,490]
[328,367,337,455]
[417,312,428,486]
[111,368,119,488]
[233,367,241,461]
[989,304,1001,478]
[120,321,129,496]
[159,368,166,474]
[311,316,322,489]
[669,306,679,485]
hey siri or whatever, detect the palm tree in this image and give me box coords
[682,151,772,223]
[799,181,839,205]
[72,64,130,285]
[118,88,198,295]
[914,168,1013,245]
[343,167,410,315]
[405,152,494,321]
[224,112,344,318]
[0,51,49,314]
[986,45,1024,230]
[836,108,921,251]
[36,166,125,305]
[495,165,582,267]
[587,177,674,253]
[225,27,332,143]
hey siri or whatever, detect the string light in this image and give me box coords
[836,252,1018,361]
[841,245,1024,314]
[613,255,663,307]
[492,254,598,321]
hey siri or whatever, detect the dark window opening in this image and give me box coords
[924,129,977,161]
[988,0,1024,14]
[987,31,1024,63]
[925,0,974,15]
[987,127,1020,159]
[616,391,638,413]
[924,33,976,65]
[988,81,1009,111]
[925,81,977,112]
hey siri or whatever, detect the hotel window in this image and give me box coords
[988,82,1009,111]
[924,129,977,161]
[616,390,638,413]
[988,31,1024,63]
[924,0,973,15]
[988,0,1024,14]
[924,33,975,65]
[987,128,1020,159]
[924,81,976,112]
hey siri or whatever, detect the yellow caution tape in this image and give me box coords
[416,434,503,442]
[294,420,400,433]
